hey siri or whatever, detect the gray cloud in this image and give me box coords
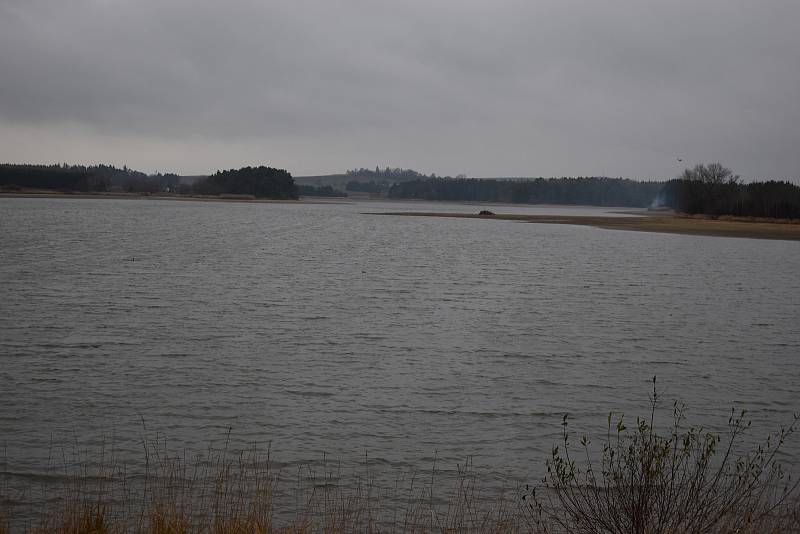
[1,0,799,179]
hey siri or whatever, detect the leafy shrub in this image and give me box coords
[525,377,800,534]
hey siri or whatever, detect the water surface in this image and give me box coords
[1,197,798,508]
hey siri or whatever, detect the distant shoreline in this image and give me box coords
[372,211,800,241]
[4,191,800,240]
[0,190,658,211]
[0,190,348,204]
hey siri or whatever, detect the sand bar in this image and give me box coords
[371,211,800,241]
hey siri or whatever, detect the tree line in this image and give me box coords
[296,184,347,197]
[1,164,112,192]
[0,163,185,193]
[5,162,798,217]
[657,163,800,219]
[346,180,385,193]
[1,163,299,199]
[388,176,663,207]
[346,166,444,181]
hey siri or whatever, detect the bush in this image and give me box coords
[525,377,800,534]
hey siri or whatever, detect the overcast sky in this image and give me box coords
[1,0,799,180]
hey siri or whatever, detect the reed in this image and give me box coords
[1,439,523,533]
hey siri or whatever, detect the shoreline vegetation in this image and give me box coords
[4,189,800,241]
[2,388,798,533]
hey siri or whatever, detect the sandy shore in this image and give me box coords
[373,211,800,241]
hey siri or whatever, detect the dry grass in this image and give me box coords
[0,439,525,533]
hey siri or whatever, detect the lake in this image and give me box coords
[1,196,799,517]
